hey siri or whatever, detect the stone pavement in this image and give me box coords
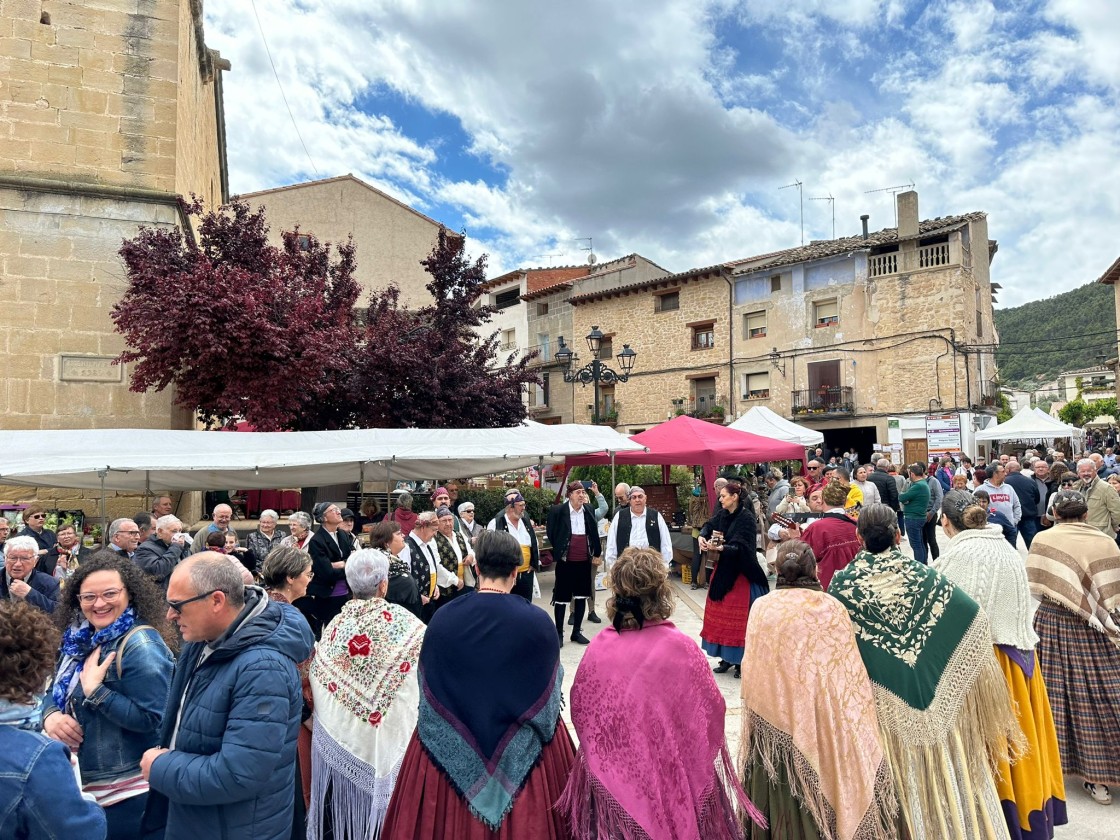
[531,528,1117,838]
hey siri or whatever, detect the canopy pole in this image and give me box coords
[610,452,617,514]
[98,468,108,548]
[359,460,365,510]
[143,471,150,512]
[537,456,544,490]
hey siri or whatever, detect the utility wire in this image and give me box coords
[249,0,320,177]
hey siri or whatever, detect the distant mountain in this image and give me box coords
[993,282,1116,387]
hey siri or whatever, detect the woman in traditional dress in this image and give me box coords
[369,519,422,619]
[42,552,175,840]
[1026,489,1120,806]
[699,479,765,678]
[260,546,316,828]
[560,547,765,840]
[935,490,1067,837]
[829,504,1022,839]
[740,540,897,840]
[381,529,575,839]
[310,549,425,839]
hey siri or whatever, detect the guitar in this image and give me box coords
[771,505,859,531]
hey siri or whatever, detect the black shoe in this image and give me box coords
[571,632,591,645]
[568,614,575,626]
[713,660,732,674]
[587,612,601,624]
[733,665,741,679]
[557,628,564,648]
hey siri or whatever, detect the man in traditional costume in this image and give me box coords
[547,480,602,647]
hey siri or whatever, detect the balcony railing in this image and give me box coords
[869,242,954,278]
[978,380,999,408]
[869,252,897,278]
[792,386,854,417]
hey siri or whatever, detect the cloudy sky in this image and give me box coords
[205,0,1119,308]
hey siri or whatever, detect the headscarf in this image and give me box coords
[309,598,425,840]
[740,589,896,840]
[559,621,765,839]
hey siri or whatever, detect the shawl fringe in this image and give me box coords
[559,744,765,840]
[740,712,897,840]
[309,720,401,840]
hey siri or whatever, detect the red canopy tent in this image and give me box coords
[564,415,806,510]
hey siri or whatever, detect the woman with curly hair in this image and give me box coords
[41,551,175,840]
[0,601,108,839]
[560,547,764,839]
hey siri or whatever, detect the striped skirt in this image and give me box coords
[1034,598,1120,785]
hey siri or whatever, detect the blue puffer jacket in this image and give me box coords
[144,588,313,840]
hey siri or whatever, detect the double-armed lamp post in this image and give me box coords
[555,326,637,424]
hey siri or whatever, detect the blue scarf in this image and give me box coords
[0,697,44,731]
[51,606,137,711]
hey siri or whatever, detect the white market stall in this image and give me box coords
[975,406,1084,449]
[727,405,823,447]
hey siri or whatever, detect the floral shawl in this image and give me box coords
[1027,520,1120,649]
[309,598,425,840]
[829,547,1021,839]
[559,621,765,839]
[740,588,896,840]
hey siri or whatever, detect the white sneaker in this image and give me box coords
[1084,781,1112,805]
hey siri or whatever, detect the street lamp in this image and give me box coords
[556,325,637,424]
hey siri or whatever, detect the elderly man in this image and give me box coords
[1075,457,1120,535]
[152,495,174,518]
[133,514,191,591]
[604,486,673,570]
[435,504,476,593]
[764,468,790,516]
[547,480,602,646]
[134,512,154,544]
[1005,460,1041,547]
[457,502,483,544]
[1032,459,1053,532]
[107,517,142,559]
[190,503,234,554]
[403,510,461,621]
[140,554,313,840]
[2,536,59,613]
[0,518,10,554]
[867,458,900,517]
[487,491,539,601]
[613,482,631,512]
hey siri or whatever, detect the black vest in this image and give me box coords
[491,515,539,571]
[615,508,662,552]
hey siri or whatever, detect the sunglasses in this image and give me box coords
[166,589,218,614]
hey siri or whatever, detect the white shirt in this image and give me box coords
[399,537,459,588]
[487,514,532,546]
[604,506,673,569]
[568,502,587,536]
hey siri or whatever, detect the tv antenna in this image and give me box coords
[531,253,563,265]
[574,237,596,266]
[780,180,804,245]
[864,182,915,226]
[809,193,835,240]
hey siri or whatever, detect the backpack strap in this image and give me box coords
[114,624,151,679]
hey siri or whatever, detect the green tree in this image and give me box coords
[1059,398,1089,427]
[996,393,1013,423]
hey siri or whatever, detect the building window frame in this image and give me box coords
[654,289,680,313]
[744,310,767,339]
[690,321,716,351]
[743,371,770,400]
[813,299,839,328]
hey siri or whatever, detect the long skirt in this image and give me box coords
[1034,598,1120,785]
[992,646,1067,840]
[700,568,751,665]
[381,724,576,839]
[744,752,822,840]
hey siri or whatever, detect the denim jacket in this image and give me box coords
[42,625,174,783]
[0,725,107,839]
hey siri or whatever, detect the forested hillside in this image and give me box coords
[993,282,1116,386]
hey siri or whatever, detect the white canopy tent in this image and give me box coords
[0,423,647,491]
[975,406,1085,442]
[727,405,823,446]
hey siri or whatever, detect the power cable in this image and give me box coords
[249,0,320,177]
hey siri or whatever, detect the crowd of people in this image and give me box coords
[1,446,1118,839]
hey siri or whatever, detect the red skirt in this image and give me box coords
[382,723,577,840]
[700,566,752,649]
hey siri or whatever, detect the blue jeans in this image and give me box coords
[1018,517,1039,549]
[905,517,927,564]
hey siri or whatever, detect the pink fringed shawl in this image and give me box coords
[558,620,765,840]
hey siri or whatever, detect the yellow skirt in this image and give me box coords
[993,646,1067,840]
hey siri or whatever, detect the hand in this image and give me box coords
[331,560,345,570]
[140,747,169,781]
[456,578,464,590]
[37,548,48,556]
[8,579,30,599]
[79,647,115,697]
[43,711,84,750]
[698,537,710,552]
[432,589,441,600]
[421,594,430,605]
[590,482,599,495]
[465,554,476,567]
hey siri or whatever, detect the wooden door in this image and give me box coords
[903,439,927,468]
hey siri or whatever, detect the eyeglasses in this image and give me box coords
[28,513,46,520]
[78,588,124,605]
[119,530,141,536]
[5,555,33,565]
[166,589,219,614]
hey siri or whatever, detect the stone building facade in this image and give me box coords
[570,192,1002,461]
[0,0,228,519]
[236,174,455,311]
[1096,255,1120,403]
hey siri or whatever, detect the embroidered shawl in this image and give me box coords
[417,592,564,830]
[558,621,765,840]
[1027,520,1120,648]
[932,527,1039,651]
[740,589,896,840]
[309,598,425,840]
[829,547,1022,838]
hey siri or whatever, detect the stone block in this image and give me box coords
[34,141,77,166]
[5,78,43,104]
[0,414,41,430]
[68,87,108,113]
[1,0,42,22]
[47,63,83,84]
[81,68,125,94]
[74,143,120,169]
[19,234,71,259]
[30,41,79,66]
[28,385,57,417]
[9,18,49,43]
[17,277,56,305]
[60,109,118,133]
[59,328,101,353]
[68,304,112,332]
[0,36,31,59]
[54,25,96,49]
[4,353,45,379]
[77,46,113,72]
[4,255,47,278]
[69,235,118,262]
[109,93,156,120]
[10,119,70,144]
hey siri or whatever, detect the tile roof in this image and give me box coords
[1097,255,1120,286]
[480,266,591,294]
[519,254,671,302]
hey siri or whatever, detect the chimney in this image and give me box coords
[860,214,869,240]
[897,190,919,238]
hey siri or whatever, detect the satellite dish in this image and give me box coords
[587,252,597,265]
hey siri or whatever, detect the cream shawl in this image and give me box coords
[1027,520,1120,648]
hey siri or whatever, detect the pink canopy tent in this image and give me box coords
[564,415,806,511]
